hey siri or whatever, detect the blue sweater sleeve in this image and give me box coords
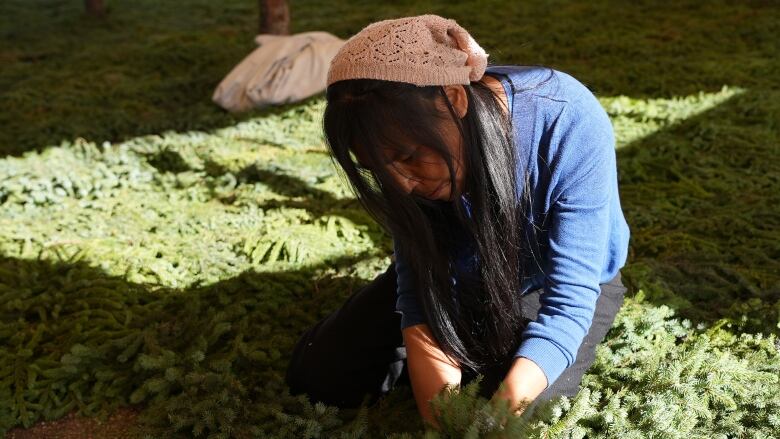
[394,238,427,329]
[514,93,617,388]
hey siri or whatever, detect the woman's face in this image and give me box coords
[352,85,468,202]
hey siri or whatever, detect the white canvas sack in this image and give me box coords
[213,31,344,112]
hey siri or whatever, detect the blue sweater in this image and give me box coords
[393,65,631,389]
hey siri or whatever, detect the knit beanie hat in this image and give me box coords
[326,14,488,87]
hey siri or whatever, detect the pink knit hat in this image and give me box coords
[326,14,489,87]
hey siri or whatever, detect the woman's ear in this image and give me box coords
[442,84,468,119]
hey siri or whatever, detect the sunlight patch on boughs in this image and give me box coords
[601,86,744,148]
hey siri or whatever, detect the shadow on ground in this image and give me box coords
[616,86,780,336]
[0,250,420,437]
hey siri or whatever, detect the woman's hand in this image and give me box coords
[491,356,548,416]
[403,324,462,428]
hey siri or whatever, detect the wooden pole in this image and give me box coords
[84,0,106,17]
[259,0,290,35]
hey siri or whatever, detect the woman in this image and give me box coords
[285,14,630,425]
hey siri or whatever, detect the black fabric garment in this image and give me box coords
[285,261,627,411]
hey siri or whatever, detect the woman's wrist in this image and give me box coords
[493,356,548,414]
[403,324,462,427]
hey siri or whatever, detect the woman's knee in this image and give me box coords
[285,341,398,408]
[284,263,405,406]
[285,324,319,396]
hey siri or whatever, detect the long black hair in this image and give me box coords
[323,68,541,372]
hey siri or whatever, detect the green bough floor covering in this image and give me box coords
[1,1,779,438]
